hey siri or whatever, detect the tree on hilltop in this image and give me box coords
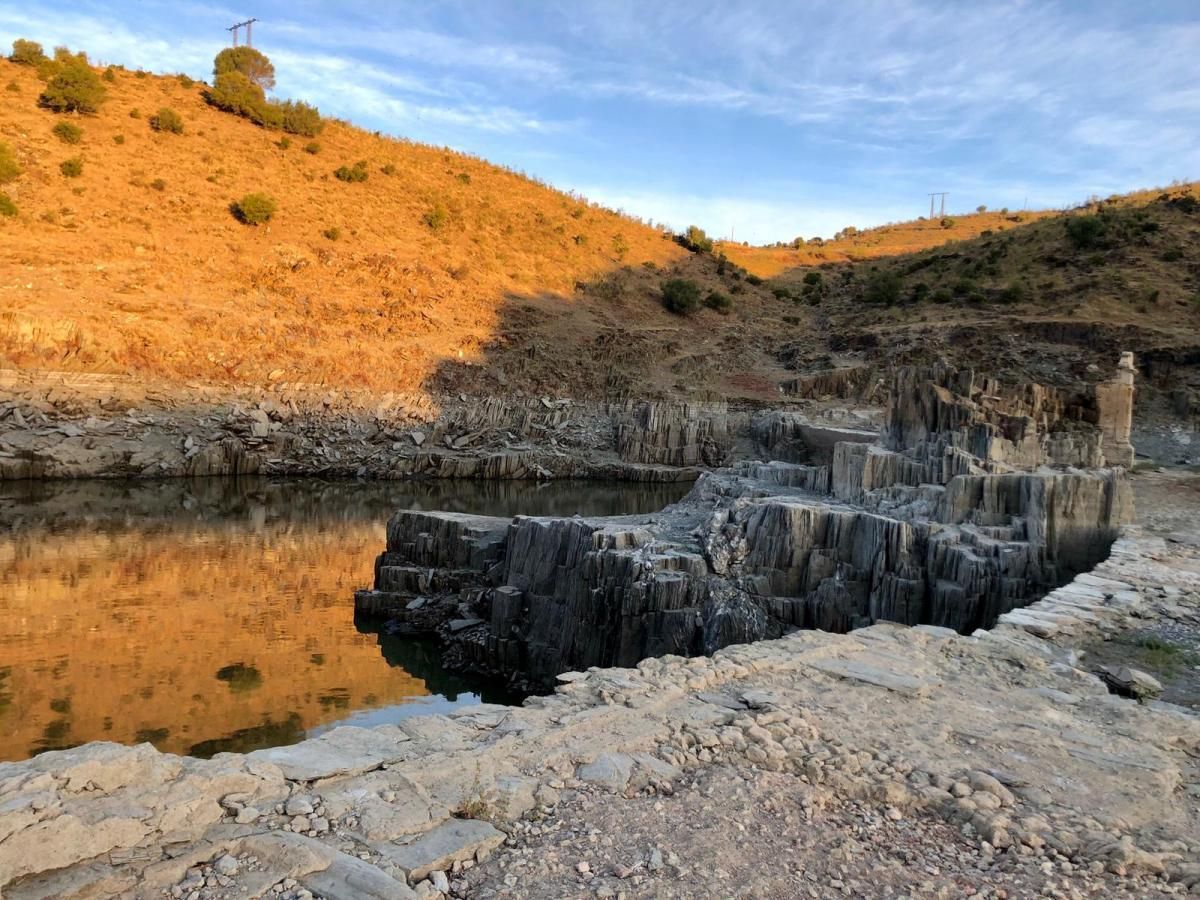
[214,47,275,90]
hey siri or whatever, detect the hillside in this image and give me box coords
[1,47,1198,420]
[0,52,799,402]
[764,185,1200,424]
[717,207,1060,277]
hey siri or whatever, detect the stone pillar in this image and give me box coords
[1094,352,1135,467]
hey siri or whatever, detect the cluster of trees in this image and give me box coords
[205,48,323,137]
[9,40,108,114]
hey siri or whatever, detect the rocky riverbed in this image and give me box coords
[0,479,1197,898]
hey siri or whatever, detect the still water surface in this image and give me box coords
[0,477,689,762]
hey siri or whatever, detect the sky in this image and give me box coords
[2,1,1198,243]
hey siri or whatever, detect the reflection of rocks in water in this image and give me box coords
[188,713,305,758]
[354,615,526,707]
[216,663,264,693]
[0,475,661,761]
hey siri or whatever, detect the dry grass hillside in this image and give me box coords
[0,51,803,402]
[718,208,1059,277]
[1,46,1198,413]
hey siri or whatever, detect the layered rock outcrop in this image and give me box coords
[357,359,1138,688]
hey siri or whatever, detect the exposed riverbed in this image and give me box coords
[0,476,689,762]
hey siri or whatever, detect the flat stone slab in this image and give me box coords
[806,657,937,697]
[577,752,634,791]
[245,726,410,782]
[375,818,505,881]
[302,852,418,900]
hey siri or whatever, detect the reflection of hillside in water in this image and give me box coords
[0,477,688,761]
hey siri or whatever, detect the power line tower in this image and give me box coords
[927,192,948,219]
[227,18,259,47]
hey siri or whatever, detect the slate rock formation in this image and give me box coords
[356,357,1137,688]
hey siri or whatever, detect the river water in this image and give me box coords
[0,477,689,762]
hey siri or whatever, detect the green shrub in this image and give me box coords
[864,270,902,305]
[276,137,291,150]
[1171,195,1198,214]
[129,107,141,119]
[802,271,823,286]
[940,217,955,228]
[745,273,764,286]
[976,205,987,213]
[150,107,184,134]
[9,39,46,66]
[791,236,806,248]
[150,178,166,191]
[102,66,117,82]
[1065,215,1105,249]
[424,202,449,230]
[334,160,369,183]
[1161,247,1184,262]
[134,69,147,79]
[771,286,792,300]
[680,225,713,253]
[704,291,732,314]
[661,278,702,315]
[177,73,195,88]
[380,163,396,175]
[278,99,323,136]
[322,226,341,241]
[205,71,270,123]
[909,282,930,303]
[931,287,953,304]
[5,80,20,93]
[52,121,83,144]
[60,156,83,178]
[304,141,321,155]
[231,192,276,225]
[39,60,107,113]
[0,192,16,217]
[213,47,275,90]
[456,172,471,184]
[113,134,125,145]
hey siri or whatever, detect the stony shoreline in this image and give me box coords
[0,490,1197,898]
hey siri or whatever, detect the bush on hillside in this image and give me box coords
[424,203,449,230]
[304,141,321,154]
[680,225,713,253]
[150,178,166,191]
[278,100,323,136]
[113,134,125,145]
[53,121,83,144]
[177,73,195,88]
[380,163,396,175]
[864,270,902,305]
[334,160,369,183]
[10,39,46,65]
[1065,214,1105,249]
[60,157,83,178]
[205,71,271,123]
[150,107,184,134]
[704,291,732,314]
[231,192,276,225]
[5,80,18,93]
[39,59,107,113]
[213,47,275,90]
[940,217,955,228]
[661,278,702,315]
[322,226,341,241]
[129,107,141,119]
[745,273,764,286]
[0,192,16,217]
[102,66,117,82]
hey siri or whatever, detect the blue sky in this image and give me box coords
[3,1,1197,243]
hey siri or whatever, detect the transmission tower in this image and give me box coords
[927,192,948,218]
[227,18,259,47]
